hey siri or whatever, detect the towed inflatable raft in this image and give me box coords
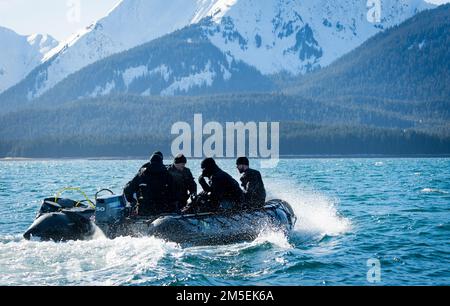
[24,189,297,246]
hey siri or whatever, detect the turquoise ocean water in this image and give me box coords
[0,158,448,285]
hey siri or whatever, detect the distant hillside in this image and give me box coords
[0,94,449,157]
[0,93,446,141]
[284,4,450,101]
[1,120,448,158]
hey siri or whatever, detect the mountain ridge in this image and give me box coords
[0,0,434,103]
[283,3,450,101]
[0,26,58,93]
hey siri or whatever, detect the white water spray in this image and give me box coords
[265,179,351,238]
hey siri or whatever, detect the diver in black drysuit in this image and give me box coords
[236,157,267,209]
[193,158,243,212]
[167,154,197,210]
[123,153,176,216]
[138,151,164,171]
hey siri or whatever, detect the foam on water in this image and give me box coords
[0,235,180,285]
[91,224,107,240]
[265,179,351,238]
[421,188,448,194]
[252,230,293,249]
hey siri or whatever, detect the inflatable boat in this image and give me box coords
[24,189,297,246]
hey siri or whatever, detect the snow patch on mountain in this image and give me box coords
[90,81,116,98]
[418,40,427,49]
[122,66,148,88]
[0,26,58,93]
[220,64,232,80]
[161,61,216,96]
[27,34,59,56]
[122,64,172,88]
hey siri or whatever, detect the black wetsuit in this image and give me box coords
[199,166,243,211]
[240,168,266,209]
[124,159,175,216]
[167,165,197,209]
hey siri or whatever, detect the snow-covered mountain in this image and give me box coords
[12,0,226,100]
[0,26,58,93]
[0,0,435,102]
[31,23,273,104]
[204,0,436,74]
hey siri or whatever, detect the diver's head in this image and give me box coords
[236,157,249,174]
[150,152,163,164]
[201,158,218,177]
[174,154,187,171]
[151,151,163,161]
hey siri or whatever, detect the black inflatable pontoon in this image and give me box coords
[24,190,297,246]
[23,197,96,241]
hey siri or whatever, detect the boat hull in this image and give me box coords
[99,200,296,246]
[24,199,296,246]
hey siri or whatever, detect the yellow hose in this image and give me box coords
[54,187,95,209]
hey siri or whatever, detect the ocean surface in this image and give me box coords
[0,158,449,286]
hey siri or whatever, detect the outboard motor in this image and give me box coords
[95,189,127,234]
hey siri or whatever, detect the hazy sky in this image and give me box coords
[0,0,448,41]
[0,0,120,40]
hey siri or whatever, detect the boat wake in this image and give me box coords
[0,178,351,285]
[0,234,181,285]
[265,179,351,242]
